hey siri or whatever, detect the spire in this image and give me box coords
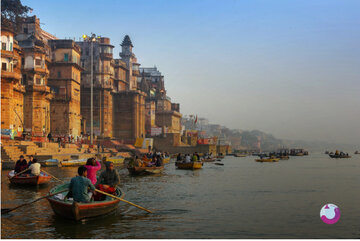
[121,35,133,47]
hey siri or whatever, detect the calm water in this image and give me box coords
[1,154,360,238]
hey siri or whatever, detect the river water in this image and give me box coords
[1,154,360,238]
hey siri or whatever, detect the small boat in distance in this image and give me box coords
[175,161,203,170]
[354,151,359,154]
[47,183,125,221]
[127,166,164,175]
[235,153,247,157]
[107,156,125,165]
[255,158,279,163]
[60,158,88,167]
[8,170,51,185]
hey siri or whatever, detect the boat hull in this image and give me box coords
[255,158,279,162]
[47,183,125,221]
[108,157,125,164]
[8,171,51,185]
[61,159,87,167]
[329,154,351,158]
[175,162,203,169]
[279,156,289,160]
[127,166,164,175]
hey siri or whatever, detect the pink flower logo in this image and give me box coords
[320,204,340,224]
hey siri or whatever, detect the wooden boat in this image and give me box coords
[329,154,351,159]
[216,156,225,159]
[108,156,125,164]
[47,183,125,221]
[8,170,51,185]
[175,161,203,169]
[40,159,60,167]
[163,156,171,164]
[127,166,164,175]
[255,158,279,163]
[61,158,87,167]
[235,154,247,157]
[202,157,216,162]
[354,151,359,154]
[295,153,304,156]
[279,156,289,160]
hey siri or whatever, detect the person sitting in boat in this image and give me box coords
[192,153,198,162]
[28,158,41,176]
[85,158,101,185]
[14,155,27,173]
[94,161,120,201]
[25,155,35,174]
[185,154,191,163]
[135,156,144,167]
[69,166,95,203]
[335,150,339,156]
[195,152,200,161]
[155,155,163,167]
[176,153,183,162]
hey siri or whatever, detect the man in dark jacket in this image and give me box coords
[95,161,120,201]
[14,155,27,173]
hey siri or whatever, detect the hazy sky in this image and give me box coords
[23,0,360,144]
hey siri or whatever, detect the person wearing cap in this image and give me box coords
[14,155,27,173]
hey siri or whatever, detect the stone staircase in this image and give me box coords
[1,141,26,163]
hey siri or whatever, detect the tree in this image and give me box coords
[1,0,32,30]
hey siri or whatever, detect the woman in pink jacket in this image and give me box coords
[85,157,101,185]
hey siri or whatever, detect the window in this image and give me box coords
[24,28,28,34]
[35,58,42,66]
[35,77,42,85]
[64,53,69,62]
[21,58,25,65]
[9,43,12,51]
[10,63,13,72]
[57,71,61,78]
[2,62,7,71]
[2,43,6,50]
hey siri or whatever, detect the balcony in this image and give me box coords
[100,53,113,59]
[1,71,21,80]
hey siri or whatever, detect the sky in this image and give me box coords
[23,0,360,145]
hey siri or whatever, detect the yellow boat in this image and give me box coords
[255,158,279,163]
[175,161,203,169]
[163,156,171,164]
[61,158,87,167]
[108,156,125,164]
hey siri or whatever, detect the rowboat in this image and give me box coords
[108,156,125,164]
[279,156,289,160]
[40,159,60,167]
[329,154,351,159]
[175,161,203,169]
[8,170,51,185]
[255,158,279,162]
[127,166,164,175]
[61,158,87,167]
[202,157,216,162]
[295,153,304,156]
[47,183,125,221]
[235,154,247,157]
[216,156,225,159]
[163,156,171,164]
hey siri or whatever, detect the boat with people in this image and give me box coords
[202,157,216,162]
[329,150,351,158]
[60,158,88,167]
[175,161,203,169]
[127,166,164,175]
[8,170,51,185]
[255,158,279,163]
[46,182,125,221]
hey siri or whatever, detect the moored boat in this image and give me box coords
[175,161,203,169]
[127,166,164,175]
[354,151,359,154]
[108,156,125,165]
[163,156,171,164]
[255,158,279,163]
[40,159,60,167]
[47,183,125,221]
[216,156,225,159]
[202,157,216,162]
[234,153,247,157]
[60,158,88,167]
[8,170,51,185]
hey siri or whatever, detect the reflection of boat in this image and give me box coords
[47,183,125,221]
[8,170,51,185]
[175,162,203,169]
[329,154,351,159]
[61,159,87,167]
[40,159,60,167]
[127,166,164,175]
[108,156,125,164]
[255,158,279,162]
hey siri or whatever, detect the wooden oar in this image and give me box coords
[9,168,30,179]
[40,169,63,183]
[95,189,153,214]
[1,189,69,214]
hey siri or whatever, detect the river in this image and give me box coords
[1,153,360,238]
